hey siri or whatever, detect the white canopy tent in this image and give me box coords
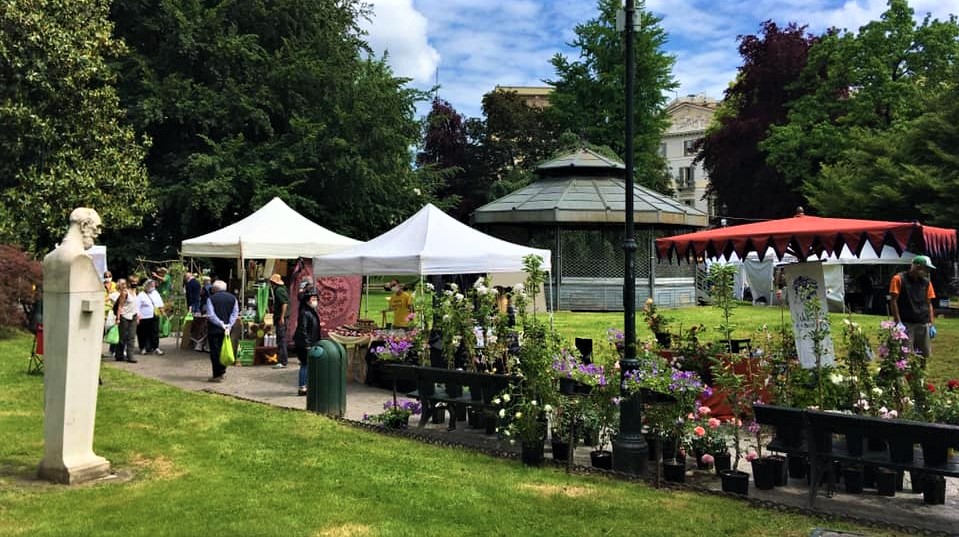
[708,244,916,310]
[312,203,552,276]
[181,197,360,259]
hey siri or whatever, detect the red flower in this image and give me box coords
[927,383,936,393]
[948,379,959,391]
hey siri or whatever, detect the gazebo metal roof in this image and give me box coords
[473,148,708,227]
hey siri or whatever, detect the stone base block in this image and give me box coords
[39,456,111,485]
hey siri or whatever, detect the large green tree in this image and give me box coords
[547,0,677,192]
[0,0,151,254]
[108,0,435,261]
[762,0,959,220]
[698,22,818,220]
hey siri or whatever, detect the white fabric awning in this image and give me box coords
[181,197,360,259]
[312,203,552,275]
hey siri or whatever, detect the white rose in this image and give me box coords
[492,398,501,405]
[502,394,510,402]
[543,404,553,412]
[513,283,524,293]
[455,293,464,302]
[426,283,435,291]
[477,286,488,296]
[872,387,883,396]
[829,373,843,385]
[450,283,458,292]
[530,400,538,406]
[515,412,523,419]
[498,408,506,418]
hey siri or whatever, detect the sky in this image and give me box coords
[360,0,959,120]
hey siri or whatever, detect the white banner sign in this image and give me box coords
[784,262,835,369]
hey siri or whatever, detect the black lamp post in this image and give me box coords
[611,0,648,475]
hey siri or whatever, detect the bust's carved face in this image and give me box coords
[80,214,102,250]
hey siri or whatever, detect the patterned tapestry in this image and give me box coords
[286,258,361,342]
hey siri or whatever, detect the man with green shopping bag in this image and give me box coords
[205,280,239,383]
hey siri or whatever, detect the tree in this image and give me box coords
[0,245,41,330]
[763,0,959,219]
[0,0,151,255]
[108,0,435,261]
[697,21,818,219]
[547,0,677,192]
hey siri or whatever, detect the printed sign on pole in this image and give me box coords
[783,262,836,369]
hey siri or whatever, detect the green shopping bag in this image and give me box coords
[220,334,235,366]
[105,324,120,345]
[159,315,171,338]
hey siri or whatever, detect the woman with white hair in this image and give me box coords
[206,280,239,382]
[135,279,165,355]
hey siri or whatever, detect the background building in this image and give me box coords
[662,94,719,218]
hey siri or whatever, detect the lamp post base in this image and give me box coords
[612,435,649,475]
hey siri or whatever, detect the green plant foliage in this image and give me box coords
[0,0,151,254]
[546,0,677,193]
[107,0,437,262]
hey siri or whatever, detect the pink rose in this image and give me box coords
[701,453,715,465]
[708,417,721,429]
[693,426,706,437]
[746,450,758,462]
[698,405,711,415]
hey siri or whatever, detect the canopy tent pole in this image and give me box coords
[363,276,369,320]
[547,270,554,330]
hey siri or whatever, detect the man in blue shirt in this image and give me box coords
[206,280,239,382]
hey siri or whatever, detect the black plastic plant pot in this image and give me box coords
[558,377,577,396]
[662,460,686,483]
[910,470,928,493]
[875,467,897,497]
[467,408,481,428]
[787,454,806,479]
[574,382,593,395]
[521,441,545,467]
[590,449,613,470]
[767,455,788,486]
[484,411,498,435]
[645,434,660,462]
[431,407,446,424]
[921,441,948,467]
[720,470,750,495]
[862,464,877,488]
[453,404,467,421]
[751,459,776,490]
[843,466,864,494]
[444,382,463,398]
[713,452,732,475]
[923,475,946,505]
[551,440,570,462]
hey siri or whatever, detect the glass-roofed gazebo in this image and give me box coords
[472,148,708,310]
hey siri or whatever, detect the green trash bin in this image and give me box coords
[306,339,347,417]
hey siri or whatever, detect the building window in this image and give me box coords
[677,166,695,190]
[658,142,667,157]
[683,138,700,156]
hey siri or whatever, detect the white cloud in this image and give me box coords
[360,0,959,120]
[359,0,440,84]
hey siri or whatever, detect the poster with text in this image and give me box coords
[784,262,836,369]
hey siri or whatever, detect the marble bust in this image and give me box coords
[38,208,112,484]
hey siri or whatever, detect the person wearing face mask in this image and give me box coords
[387,280,414,329]
[294,292,322,396]
[889,255,937,365]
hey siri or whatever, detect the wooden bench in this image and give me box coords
[755,404,959,506]
[382,364,519,431]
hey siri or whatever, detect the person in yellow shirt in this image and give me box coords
[387,280,414,328]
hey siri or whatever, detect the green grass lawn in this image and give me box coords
[0,331,898,536]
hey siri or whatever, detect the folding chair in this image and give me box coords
[27,323,44,375]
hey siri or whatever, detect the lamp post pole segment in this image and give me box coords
[612,0,648,475]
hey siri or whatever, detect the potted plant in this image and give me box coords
[686,405,729,471]
[625,351,707,483]
[362,399,422,429]
[577,353,619,470]
[492,255,559,466]
[549,398,577,462]
[642,298,672,348]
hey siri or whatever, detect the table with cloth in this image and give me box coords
[328,330,372,383]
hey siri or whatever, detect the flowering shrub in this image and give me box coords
[372,333,416,362]
[642,298,671,333]
[551,347,611,388]
[363,399,422,429]
[624,351,707,460]
[686,405,729,457]
[930,379,959,425]
[874,320,928,418]
[492,392,552,444]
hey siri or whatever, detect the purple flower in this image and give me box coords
[895,359,907,371]
[877,345,889,358]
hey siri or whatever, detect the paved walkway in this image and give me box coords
[104,336,958,536]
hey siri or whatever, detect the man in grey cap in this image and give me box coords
[889,255,937,365]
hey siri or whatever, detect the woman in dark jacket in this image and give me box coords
[294,292,321,395]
